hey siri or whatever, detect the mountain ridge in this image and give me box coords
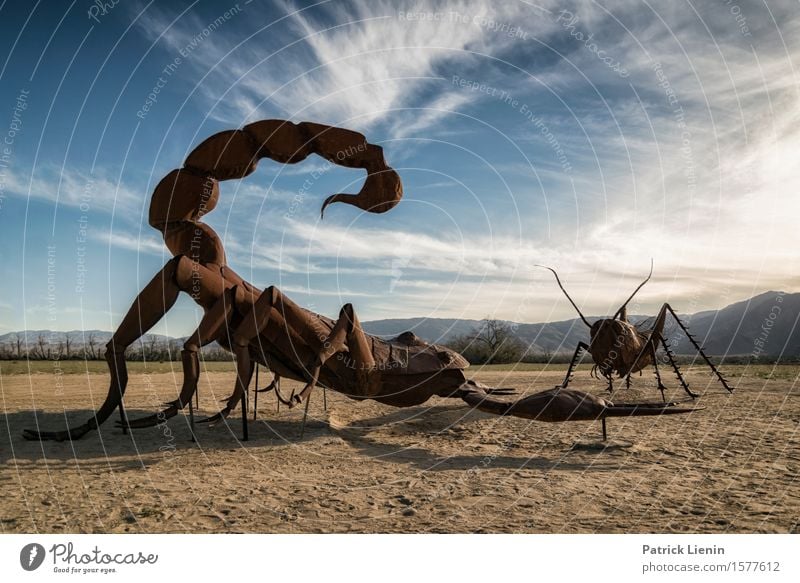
[1,290,796,357]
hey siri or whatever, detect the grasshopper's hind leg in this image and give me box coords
[651,346,668,402]
[663,304,732,394]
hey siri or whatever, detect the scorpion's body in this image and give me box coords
[219,291,474,409]
[24,120,696,443]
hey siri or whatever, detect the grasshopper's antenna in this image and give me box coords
[536,265,591,328]
[613,259,654,320]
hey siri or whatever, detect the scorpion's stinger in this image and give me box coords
[319,166,403,218]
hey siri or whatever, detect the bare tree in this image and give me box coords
[86,332,98,359]
[145,335,158,361]
[34,334,49,360]
[448,318,525,364]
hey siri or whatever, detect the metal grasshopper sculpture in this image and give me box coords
[537,264,733,401]
[24,120,695,443]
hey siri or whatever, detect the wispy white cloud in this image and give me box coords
[92,229,167,256]
[132,0,555,135]
[113,0,800,322]
[4,164,144,219]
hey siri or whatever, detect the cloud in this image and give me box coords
[3,164,144,219]
[115,0,800,322]
[132,0,555,135]
[92,229,167,256]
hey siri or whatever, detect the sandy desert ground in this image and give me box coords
[1,364,797,533]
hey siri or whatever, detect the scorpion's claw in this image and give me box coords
[256,380,279,394]
[115,403,180,429]
[197,408,232,427]
[461,380,515,397]
[23,424,91,442]
[483,387,516,396]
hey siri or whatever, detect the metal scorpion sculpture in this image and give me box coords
[24,120,696,443]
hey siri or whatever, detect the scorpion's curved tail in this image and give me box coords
[149,120,403,268]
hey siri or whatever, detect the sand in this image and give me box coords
[1,367,798,533]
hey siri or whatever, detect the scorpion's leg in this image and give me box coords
[198,286,279,425]
[23,256,187,441]
[560,342,589,388]
[117,287,238,429]
[196,354,254,428]
[288,302,375,407]
[257,373,294,407]
[200,287,377,422]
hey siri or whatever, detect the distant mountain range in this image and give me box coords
[362,291,798,357]
[1,291,796,357]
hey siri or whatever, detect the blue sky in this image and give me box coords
[0,0,798,337]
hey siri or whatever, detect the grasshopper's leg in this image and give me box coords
[118,287,238,429]
[591,364,615,393]
[560,342,589,388]
[660,337,697,398]
[651,345,668,401]
[663,304,732,394]
[626,304,668,395]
